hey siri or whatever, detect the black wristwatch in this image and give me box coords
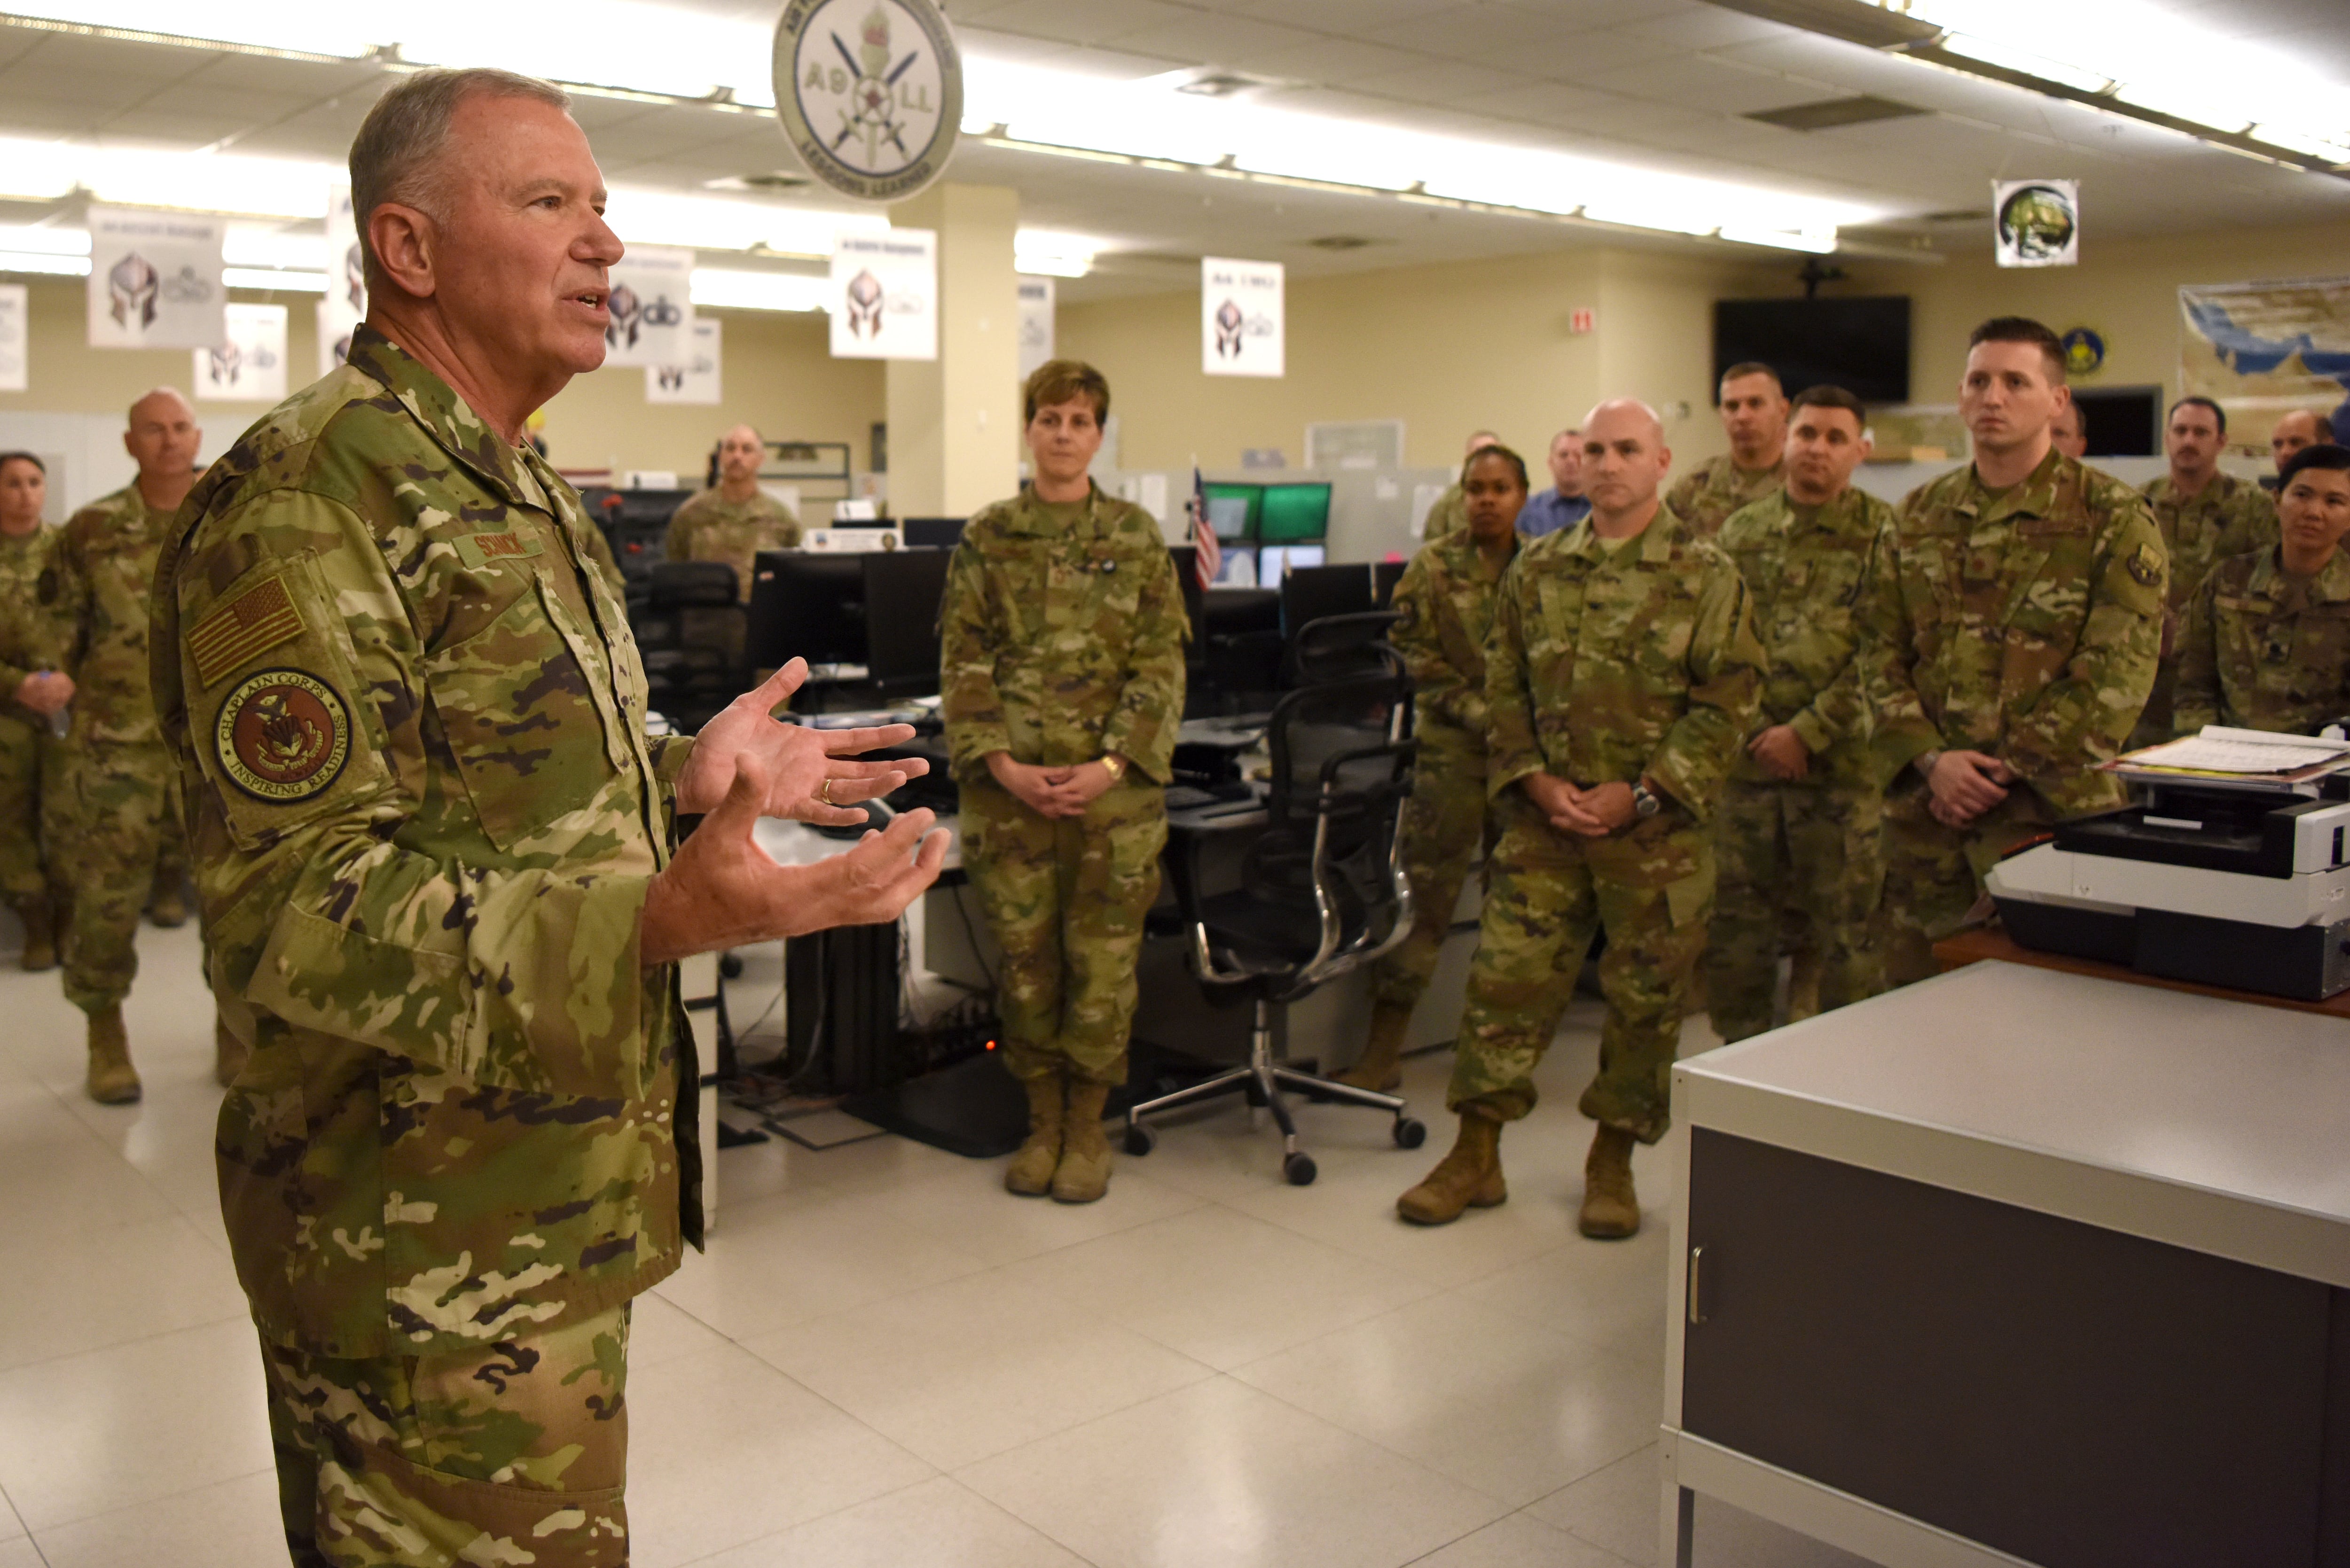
[1629,781,1662,820]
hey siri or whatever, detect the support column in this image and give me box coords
[885,182,1019,517]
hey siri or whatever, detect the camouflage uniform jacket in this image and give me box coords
[2174,546,2350,736]
[1390,527,1512,739]
[2140,470,2277,609]
[1876,449,2166,818]
[0,524,62,727]
[1715,486,1902,788]
[1665,452,1785,537]
[48,484,172,745]
[150,326,701,1358]
[940,482,1188,784]
[663,487,803,601]
[1484,506,1764,822]
[1422,482,1467,542]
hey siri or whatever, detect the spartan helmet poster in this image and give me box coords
[1017,276,1055,380]
[772,0,962,202]
[320,185,365,378]
[0,284,24,394]
[86,207,225,350]
[1201,257,1284,377]
[193,303,288,403]
[1993,179,2079,268]
[599,246,692,369]
[648,316,723,405]
[829,228,936,359]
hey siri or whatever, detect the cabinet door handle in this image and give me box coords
[1687,1245,1706,1325]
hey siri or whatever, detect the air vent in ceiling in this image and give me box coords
[1746,95,1928,131]
[1920,209,1991,223]
[1304,235,1386,251]
[705,172,813,193]
[1176,71,1280,98]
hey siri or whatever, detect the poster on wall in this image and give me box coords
[1992,179,2078,268]
[0,284,24,394]
[2179,275,2350,452]
[830,228,936,360]
[319,184,365,378]
[1201,257,1283,377]
[647,316,722,405]
[86,207,226,350]
[1017,276,1055,380]
[601,245,691,369]
[193,303,288,403]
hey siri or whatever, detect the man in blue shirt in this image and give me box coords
[1516,426,1592,538]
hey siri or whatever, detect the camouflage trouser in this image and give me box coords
[1368,729,1492,1016]
[43,739,175,1013]
[961,774,1167,1086]
[1447,793,1714,1143]
[2128,659,2180,753]
[0,710,57,904]
[1880,784,2057,988]
[260,1305,631,1568]
[152,767,189,900]
[1703,777,1885,1043]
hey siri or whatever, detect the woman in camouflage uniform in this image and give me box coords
[940,361,1187,1203]
[0,452,67,971]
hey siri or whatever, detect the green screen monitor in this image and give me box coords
[1258,481,1332,543]
[1201,482,1261,542]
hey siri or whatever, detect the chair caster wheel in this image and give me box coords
[718,953,744,980]
[1393,1117,1426,1149]
[1283,1152,1317,1186]
[1123,1124,1156,1156]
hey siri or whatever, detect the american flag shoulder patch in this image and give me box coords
[189,574,307,689]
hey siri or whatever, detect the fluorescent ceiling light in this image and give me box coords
[0,250,89,277]
[1581,204,1718,237]
[0,224,89,256]
[1717,226,1839,254]
[1012,228,1104,279]
[224,267,327,292]
[2110,81,2256,134]
[2253,125,2350,164]
[1933,33,2109,95]
[689,268,829,313]
[224,226,325,270]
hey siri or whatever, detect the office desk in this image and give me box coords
[1661,962,2350,1568]
[1935,923,2350,1019]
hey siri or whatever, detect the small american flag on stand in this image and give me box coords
[1188,462,1219,589]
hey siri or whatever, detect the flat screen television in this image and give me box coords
[1712,296,1911,404]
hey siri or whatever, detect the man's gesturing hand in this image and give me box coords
[642,754,949,966]
[676,659,930,827]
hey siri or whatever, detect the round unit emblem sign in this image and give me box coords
[216,669,351,803]
[773,0,962,203]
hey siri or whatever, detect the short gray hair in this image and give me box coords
[349,67,571,292]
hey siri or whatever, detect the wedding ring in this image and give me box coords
[819,777,835,806]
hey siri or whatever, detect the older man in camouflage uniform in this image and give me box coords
[1876,318,2165,987]
[0,452,67,971]
[153,69,942,1567]
[1335,443,1524,1093]
[664,422,802,600]
[1704,386,1900,1042]
[1420,428,1500,541]
[1397,398,1762,1239]
[2131,395,2278,746]
[2175,444,2350,735]
[942,358,1187,1205]
[1666,362,1788,537]
[43,387,203,1101]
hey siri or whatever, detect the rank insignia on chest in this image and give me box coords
[2127,542,2162,588]
[216,669,352,803]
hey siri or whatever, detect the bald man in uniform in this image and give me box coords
[664,422,802,600]
[2272,409,2330,484]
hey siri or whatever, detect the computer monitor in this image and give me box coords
[1371,560,1405,606]
[900,517,965,549]
[1280,562,1377,637]
[862,548,955,692]
[1210,546,1258,587]
[748,550,866,670]
[1202,482,1261,541]
[1258,482,1332,543]
[1257,544,1327,580]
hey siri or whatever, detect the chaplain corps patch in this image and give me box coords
[215,670,351,803]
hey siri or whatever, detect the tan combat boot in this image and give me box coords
[1396,1109,1506,1225]
[214,1019,249,1089]
[10,894,55,972]
[85,1006,141,1105]
[1333,1003,1410,1092]
[1004,1073,1065,1197]
[147,874,188,929]
[1579,1126,1641,1240]
[1051,1080,1112,1204]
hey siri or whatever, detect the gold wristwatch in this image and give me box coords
[1099,754,1127,783]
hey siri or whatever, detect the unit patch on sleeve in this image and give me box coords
[215,669,352,803]
[189,574,307,688]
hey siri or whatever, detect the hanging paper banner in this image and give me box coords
[86,207,226,350]
[1993,179,2079,268]
[1202,257,1283,377]
[319,184,365,378]
[648,316,723,405]
[193,303,289,403]
[2179,275,2350,452]
[830,228,936,360]
[601,245,692,369]
[1017,276,1055,381]
[0,284,25,394]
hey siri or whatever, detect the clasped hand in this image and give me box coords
[988,752,1118,819]
[1926,749,2013,828]
[12,670,71,717]
[1522,772,1637,838]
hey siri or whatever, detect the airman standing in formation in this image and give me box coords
[0,452,67,972]
[942,359,1189,1205]
[664,421,802,600]
[2271,408,2330,484]
[2175,444,2350,736]
[1667,362,1789,536]
[1703,386,1901,1042]
[1336,444,1524,1093]
[1874,318,2165,987]
[44,388,203,1101]
[2131,395,2279,747]
[1420,429,1500,541]
[1398,398,1762,1239]
[1514,427,1590,538]
[2048,400,2089,462]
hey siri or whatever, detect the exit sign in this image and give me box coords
[1570,308,1596,335]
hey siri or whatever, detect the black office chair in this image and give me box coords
[1124,666,1426,1184]
[639,561,745,734]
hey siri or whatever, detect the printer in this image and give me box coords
[1988,768,2350,1001]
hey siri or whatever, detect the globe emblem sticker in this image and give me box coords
[773,0,963,203]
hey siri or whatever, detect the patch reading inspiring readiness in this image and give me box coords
[188,574,307,688]
[216,670,351,803]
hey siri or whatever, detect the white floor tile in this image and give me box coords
[845,1158,1206,1269]
[957,1377,1507,1568]
[685,1475,1090,1567]
[0,1537,41,1568]
[0,1489,21,1542]
[0,1212,247,1371]
[628,1288,730,1371]
[1406,1511,1637,1567]
[31,1469,286,1568]
[1525,1448,1883,1568]
[1456,1220,1674,1370]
